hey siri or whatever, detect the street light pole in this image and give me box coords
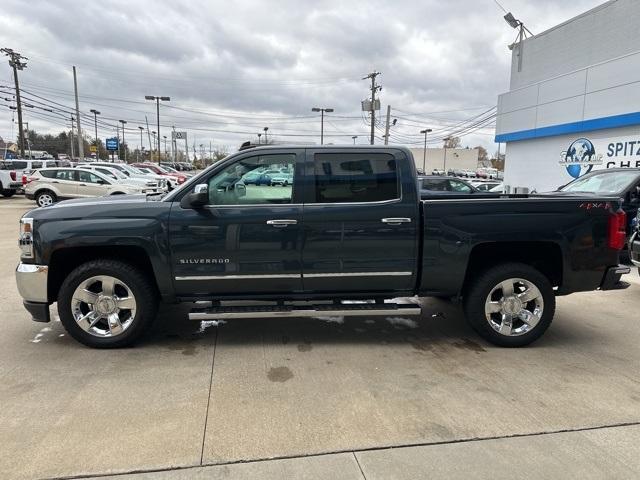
[138,126,144,161]
[90,109,100,159]
[257,133,262,144]
[443,136,451,172]
[420,128,432,173]
[163,135,167,159]
[145,95,170,164]
[119,120,127,162]
[352,135,357,145]
[263,127,269,144]
[311,107,334,145]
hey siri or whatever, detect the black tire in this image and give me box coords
[1,189,16,198]
[35,189,57,207]
[57,259,158,348]
[463,262,555,347]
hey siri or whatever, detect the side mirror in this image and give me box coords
[180,183,209,209]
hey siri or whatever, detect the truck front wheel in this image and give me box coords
[57,259,158,348]
[464,263,555,347]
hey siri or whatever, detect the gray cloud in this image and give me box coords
[0,0,603,152]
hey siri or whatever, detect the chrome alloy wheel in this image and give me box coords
[71,275,137,338]
[484,278,544,337]
[37,193,54,207]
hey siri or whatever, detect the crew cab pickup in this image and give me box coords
[15,146,630,348]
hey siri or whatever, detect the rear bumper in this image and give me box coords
[630,232,640,267]
[600,264,631,290]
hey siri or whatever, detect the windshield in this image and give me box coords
[560,170,639,194]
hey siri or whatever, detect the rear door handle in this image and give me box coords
[51,181,59,184]
[381,218,412,225]
[267,219,298,227]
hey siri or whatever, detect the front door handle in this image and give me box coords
[381,217,412,225]
[267,219,298,227]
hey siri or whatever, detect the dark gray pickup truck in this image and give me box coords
[16,146,630,348]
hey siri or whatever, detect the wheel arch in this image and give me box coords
[47,246,160,303]
[462,241,563,297]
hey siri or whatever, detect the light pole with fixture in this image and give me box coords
[257,133,262,144]
[311,107,334,145]
[443,136,452,172]
[90,109,100,159]
[420,128,432,173]
[263,127,269,144]
[145,95,170,163]
[138,126,144,160]
[352,135,358,144]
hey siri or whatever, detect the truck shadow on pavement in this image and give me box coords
[140,297,592,354]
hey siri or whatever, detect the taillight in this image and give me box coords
[10,171,16,181]
[608,209,627,250]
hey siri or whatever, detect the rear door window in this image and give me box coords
[311,153,398,203]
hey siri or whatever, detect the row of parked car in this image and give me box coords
[0,159,195,207]
[430,167,503,179]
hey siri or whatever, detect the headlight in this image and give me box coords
[19,217,34,259]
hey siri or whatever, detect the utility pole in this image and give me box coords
[119,120,127,162]
[383,105,392,145]
[363,71,381,145]
[90,109,100,159]
[2,48,27,157]
[24,122,32,159]
[171,126,176,162]
[72,66,83,159]
[145,115,152,158]
[70,115,75,159]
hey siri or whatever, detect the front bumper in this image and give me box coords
[630,232,640,268]
[16,263,48,302]
[600,264,631,290]
[16,263,50,323]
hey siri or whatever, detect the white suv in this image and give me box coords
[79,162,169,191]
[25,168,146,207]
[78,165,163,193]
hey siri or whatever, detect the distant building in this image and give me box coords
[495,0,640,192]
[409,147,479,174]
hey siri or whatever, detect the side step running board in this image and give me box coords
[188,303,421,320]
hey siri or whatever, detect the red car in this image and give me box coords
[132,163,187,190]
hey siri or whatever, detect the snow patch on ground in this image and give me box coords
[314,316,345,324]
[198,320,226,333]
[385,317,419,329]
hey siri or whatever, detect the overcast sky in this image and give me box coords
[0,0,603,155]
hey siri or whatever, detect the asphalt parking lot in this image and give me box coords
[1,196,640,479]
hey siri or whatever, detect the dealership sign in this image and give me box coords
[560,136,640,179]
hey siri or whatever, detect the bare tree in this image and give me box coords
[443,136,461,148]
[474,145,489,164]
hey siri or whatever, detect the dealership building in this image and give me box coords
[495,0,640,192]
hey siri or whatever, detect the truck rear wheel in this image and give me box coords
[57,259,158,348]
[464,263,555,347]
[1,189,16,197]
